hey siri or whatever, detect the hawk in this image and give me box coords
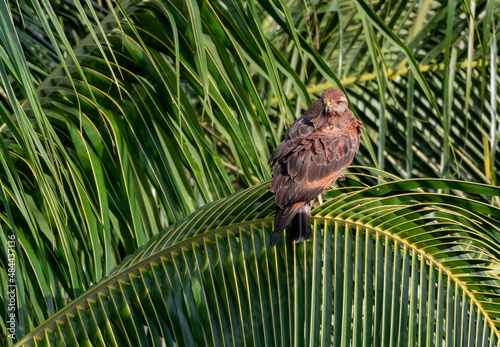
[268,88,363,246]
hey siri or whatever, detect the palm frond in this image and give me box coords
[15,171,500,346]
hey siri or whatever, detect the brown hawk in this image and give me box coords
[268,88,363,246]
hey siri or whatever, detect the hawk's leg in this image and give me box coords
[317,195,323,205]
[318,174,347,205]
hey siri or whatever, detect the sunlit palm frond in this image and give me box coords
[16,172,500,346]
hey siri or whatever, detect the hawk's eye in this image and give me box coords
[336,101,342,105]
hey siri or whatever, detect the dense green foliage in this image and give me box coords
[0,0,499,345]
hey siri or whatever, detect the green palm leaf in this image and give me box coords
[16,172,500,346]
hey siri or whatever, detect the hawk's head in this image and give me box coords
[322,88,348,115]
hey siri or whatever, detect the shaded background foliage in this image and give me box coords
[0,0,499,344]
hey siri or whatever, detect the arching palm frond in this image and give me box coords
[16,171,500,346]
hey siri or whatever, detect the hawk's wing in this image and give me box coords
[269,113,361,209]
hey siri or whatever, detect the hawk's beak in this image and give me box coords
[325,104,330,114]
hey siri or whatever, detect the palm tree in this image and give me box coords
[1,0,499,345]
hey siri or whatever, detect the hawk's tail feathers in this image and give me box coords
[270,204,301,247]
[270,202,312,247]
[291,203,312,243]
